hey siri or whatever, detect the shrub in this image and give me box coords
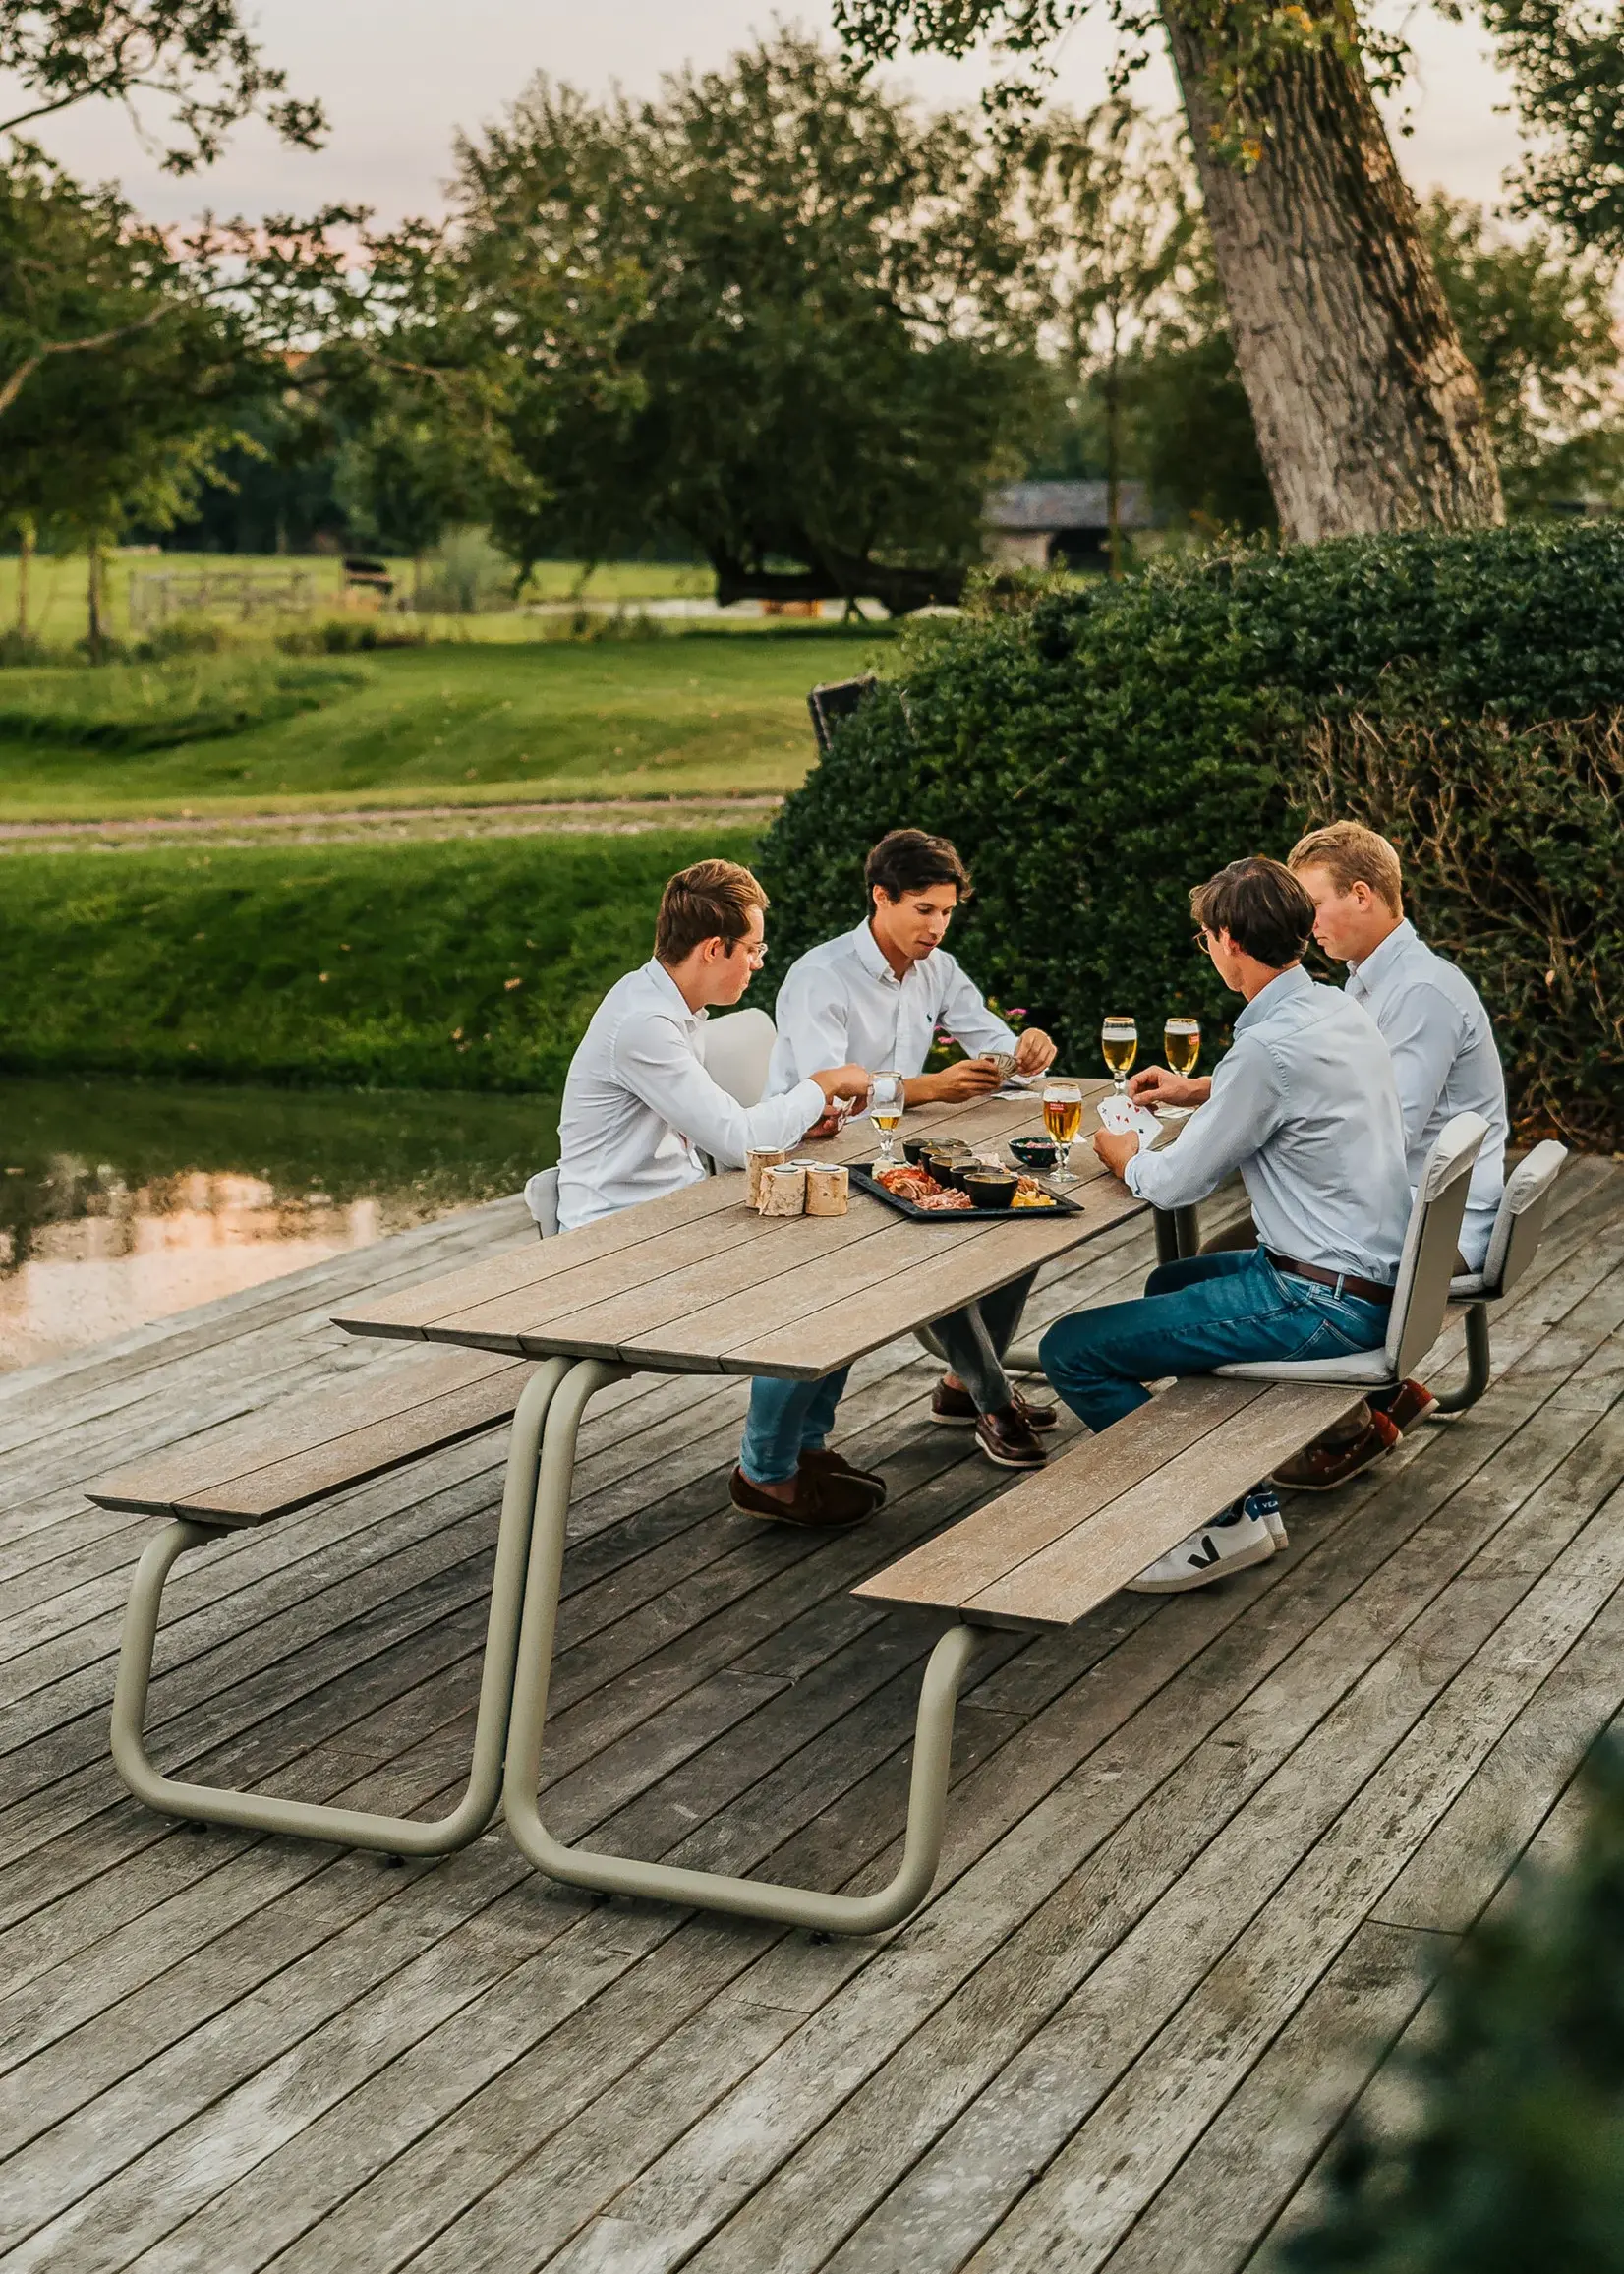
[275,618,428,657]
[757,521,1624,1147]
[1281,1738,1624,2274]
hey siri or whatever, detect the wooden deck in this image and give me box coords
[1,1157,1621,2273]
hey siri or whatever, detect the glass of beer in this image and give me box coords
[1164,1017,1200,1076]
[1101,1017,1137,1094]
[870,1072,903,1165]
[1042,1080,1083,1186]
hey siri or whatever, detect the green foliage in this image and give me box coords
[1281,1737,1624,2273]
[757,520,1624,1146]
[0,0,323,175]
[1421,194,1624,508]
[0,829,760,1090]
[448,30,1055,610]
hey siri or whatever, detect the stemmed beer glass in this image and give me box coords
[870,1072,903,1166]
[1042,1080,1083,1189]
[1101,1017,1137,1095]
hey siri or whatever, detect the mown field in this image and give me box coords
[0,551,717,649]
[0,627,880,818]
[0,828,765,1089]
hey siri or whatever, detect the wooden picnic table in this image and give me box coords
[332,1080,1169,1931]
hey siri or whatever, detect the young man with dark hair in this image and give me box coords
[558,858,879,1530]
[767,827,1062,1470]
[1039,856,1414,1593]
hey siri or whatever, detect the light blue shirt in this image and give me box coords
[1344,919,1507,1272]
[557,961,824,1231]
[765,920,1016,1095]
[1125,965,1413,1281]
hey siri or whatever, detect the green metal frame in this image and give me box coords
[500,1357,985,1935]
[109,1357,574,1853]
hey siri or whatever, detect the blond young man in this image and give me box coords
[557,859,880,1530]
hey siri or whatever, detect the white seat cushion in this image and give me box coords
[1214,1349,1397,1387]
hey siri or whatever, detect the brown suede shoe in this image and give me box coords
[974,1403,1047,1469]
[799,1447,887,1508]
[729,1465,874,1528]
[931,1379,1058,1430]
[1270,1410,1400,1492]
[1370,1378,1437,1433]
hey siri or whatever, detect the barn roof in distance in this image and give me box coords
[986,478,1155,531]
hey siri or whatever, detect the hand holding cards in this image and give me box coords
[1096,1093,1164,1146]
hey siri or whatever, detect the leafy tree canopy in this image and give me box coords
[0,0,323,173]
[437,31,1058,612]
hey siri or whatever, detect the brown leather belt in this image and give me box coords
[1264,1249,1395,1307]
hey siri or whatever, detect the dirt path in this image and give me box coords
[0,792,784,850]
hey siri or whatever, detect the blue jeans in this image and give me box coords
[1038,1249,1390,1435]
[739,1368,852,1487]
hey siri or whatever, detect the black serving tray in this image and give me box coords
[850,1165,1083,1222]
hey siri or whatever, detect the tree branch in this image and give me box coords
[0,303,172,419]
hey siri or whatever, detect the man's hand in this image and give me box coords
[907,1057,1006,1105]
[1129,1067,1212,1112]
[1013,1027,1058,1077]
[1093,1127,1141,1182]
[812,1062,872,1109]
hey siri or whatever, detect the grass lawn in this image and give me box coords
[0,826,765,1090]
[0,551,717,649]
[0,628,883,819]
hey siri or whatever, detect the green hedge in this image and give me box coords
[758,523,1624,1148]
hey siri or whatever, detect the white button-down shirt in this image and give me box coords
[1126,965,1413,1281]
[1344,919,1507,1272]
[557,961,825,1231]
[765,920,1016,1096]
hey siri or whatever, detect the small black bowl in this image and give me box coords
[923,1151,967,1191]
[902,1136,941,1169]
[1010,1137,1061,1174]
[962,1168,1016,1210]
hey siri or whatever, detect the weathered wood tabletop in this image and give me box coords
[335,1082,1144,1381]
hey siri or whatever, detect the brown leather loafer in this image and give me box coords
[729,1465,874,1528]
[974,1404,1046,1469]
[799,1447,887,1507]
[931,1379,1058,1430]
[1270,1410,1399,1492]
[1370,1378,1437,1433]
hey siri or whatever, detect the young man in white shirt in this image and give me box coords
[1048,856,1413,1594]
[1266,819,1510,1487]
[767,829,1062,1471]
[557,859,878,1530]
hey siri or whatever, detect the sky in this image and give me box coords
[17,0,1525,230]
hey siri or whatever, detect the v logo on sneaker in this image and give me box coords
[1188,1535,1222,1568]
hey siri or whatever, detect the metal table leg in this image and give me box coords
[502,1357,984,1935]
[109,1356,573,1854]
[1429,1302,1493,1417]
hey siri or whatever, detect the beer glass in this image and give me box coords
[1101,1017,1137,1094]
[1042,1080,1083,1187]
[1164,1017,1200,1075]
[870,1072,903,1165]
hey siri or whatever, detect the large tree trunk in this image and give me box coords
[1162,8,1504,542]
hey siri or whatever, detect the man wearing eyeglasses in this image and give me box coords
[1038,856,1413,1594]
[558,859,878,1532]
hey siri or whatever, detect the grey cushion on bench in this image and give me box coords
[1449,1138,1567,1302]
[1213,1112,1487,1390]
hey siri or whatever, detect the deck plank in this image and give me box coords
[0,1159,1617,2274]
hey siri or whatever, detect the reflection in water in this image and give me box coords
[1,1078,555,1371]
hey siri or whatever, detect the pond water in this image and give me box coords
[0,1076,554,1373]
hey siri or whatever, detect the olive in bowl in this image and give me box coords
[1009,1137,1061,1174]
[961,1167,1016,1210]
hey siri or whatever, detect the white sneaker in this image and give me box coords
[1126,1502,1275,1595]
[1250,1484,1288,1550]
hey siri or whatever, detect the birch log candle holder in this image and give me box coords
[758,1164,807,1218]
[804,1164,849,1217]
[746,1148,787,1206]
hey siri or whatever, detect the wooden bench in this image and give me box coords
[88,1340,550,1857]
[859,1114,1489,1719]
